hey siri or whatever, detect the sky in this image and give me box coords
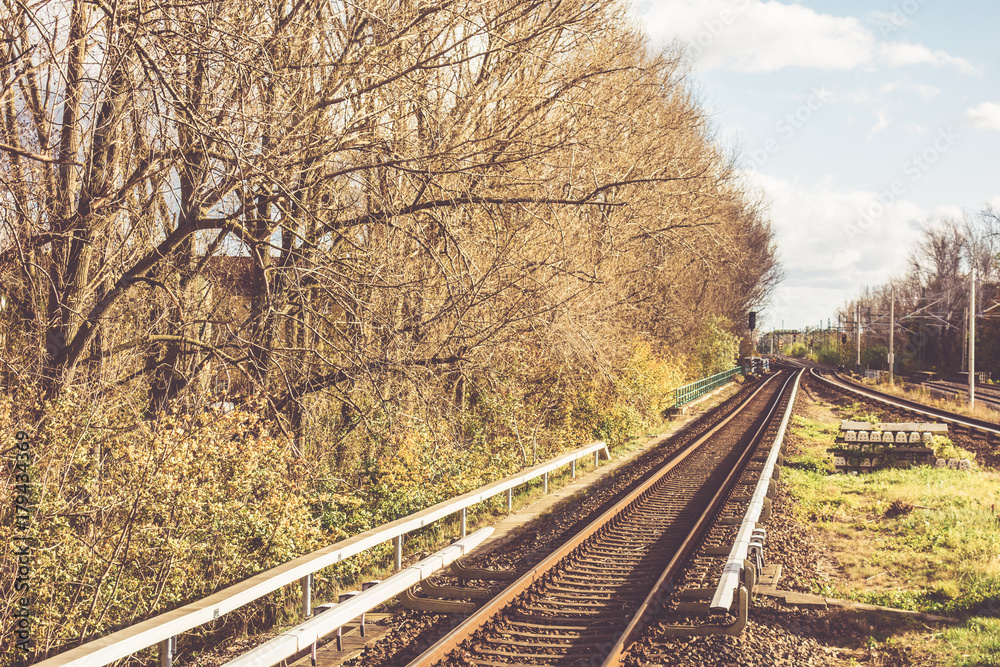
[631,0,1000,332]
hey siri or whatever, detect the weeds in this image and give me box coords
[787,401,1000,665]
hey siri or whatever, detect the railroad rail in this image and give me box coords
[921,379,1000,412]
[806,367,1000,439]
[404,370,800,667]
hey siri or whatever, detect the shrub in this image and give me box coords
[2,397,323,664]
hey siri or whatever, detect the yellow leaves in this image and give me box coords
[6,395,324,661]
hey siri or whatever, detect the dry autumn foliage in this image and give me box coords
[0,0,780,661]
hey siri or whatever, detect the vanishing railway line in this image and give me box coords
[402,370,800,667]
[779,360,1000,468]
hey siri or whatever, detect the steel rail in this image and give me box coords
[404,372,790,667]
[810,368,1000,438]
[602,370,798,666]
[923,381,1000,411]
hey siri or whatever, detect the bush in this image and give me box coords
[2,397,323,664]
[694,317,740,377]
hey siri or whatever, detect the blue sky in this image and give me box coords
[632,0,1000,331]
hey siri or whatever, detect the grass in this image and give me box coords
[939,616,1000,666]
[785,397,1000,666]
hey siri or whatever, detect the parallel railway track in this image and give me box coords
[921,379,1000,411]
[801,366,1000,438]
[404,370,800,667]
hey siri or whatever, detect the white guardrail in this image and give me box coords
[34,441,609,667]
[710,369,802,613]
[222,528,494,667]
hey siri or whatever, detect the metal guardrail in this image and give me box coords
[711,368,802,613]
[34,441,609,667]
[672,367,741,407]
[222,528,494,667]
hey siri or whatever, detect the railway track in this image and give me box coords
[403,370,800,667]
[922,379,1000,411]
[801,366,1000,439]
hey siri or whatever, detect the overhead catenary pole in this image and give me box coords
[888,289,895,385]
[856,304,861,373]
[962,305,968,373]
[970,269,976,409]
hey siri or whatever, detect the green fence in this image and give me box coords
[670,367,741,408]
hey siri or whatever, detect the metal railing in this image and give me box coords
[711,369,801,613]
[222,529,494,667]
[671,367,741,408]
[34,441,609,667]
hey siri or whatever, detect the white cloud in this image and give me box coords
[846,88,870,104]
[880,81,941,100]
[640,0,873,72]
[750,172,925,273]
[638,1,976,75]
[744,171,926,325]
[867,110,890,140]
[869,10,910,29]
[966,102,1000,131]
[877,42,979,74]
[929,205,964,221]
[903,124,927,135]
[989,196,1000,210]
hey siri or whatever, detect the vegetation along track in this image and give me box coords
[405,371,798,667]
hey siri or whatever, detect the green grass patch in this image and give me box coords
[938,616,1000,666]
[786,408,1000,665]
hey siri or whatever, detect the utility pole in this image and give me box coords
[888,288,895,385]
[962,306,967,373]
[970,269,976,409]
[855,304,861,373]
